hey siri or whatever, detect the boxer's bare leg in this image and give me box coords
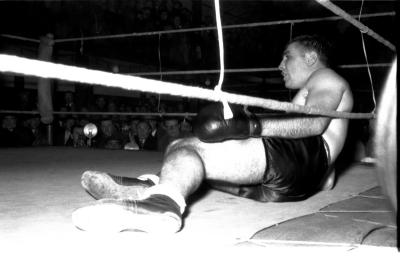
[159,137,267,198]
[72,137,266,233]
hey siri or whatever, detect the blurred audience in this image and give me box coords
[157,116,183,152]
[54,116,76,146]
[180,117,193,137]
[0,115,32,147]
[93,119,124,150]
[71,126,87,148]
[124,119,157,151]
[24,116,48,146]
[59,91,77,112]
[16,90,36,111]
[1,91,196,150]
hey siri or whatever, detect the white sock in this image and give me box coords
[137,174,160,185]
[141,184,186,214]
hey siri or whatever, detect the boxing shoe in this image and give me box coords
[81,170,159,200]
[72,194,182,233]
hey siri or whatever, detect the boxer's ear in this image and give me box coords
[305,51,318,66]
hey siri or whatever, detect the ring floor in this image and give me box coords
[0,147,397,257]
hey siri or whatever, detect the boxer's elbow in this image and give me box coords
[314,117,330,135]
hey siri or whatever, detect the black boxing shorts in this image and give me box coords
[237,136,330,202]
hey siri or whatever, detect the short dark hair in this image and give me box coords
[136,119,151,129]
[163,116,179,124]
[288,35,333,67]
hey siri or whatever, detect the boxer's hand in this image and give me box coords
[193,103,261,142]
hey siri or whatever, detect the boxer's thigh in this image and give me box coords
[169,137,266,184]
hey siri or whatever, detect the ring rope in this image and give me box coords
[0,110,198,117]
[0,34,40,43]
[127,63,391,77]
[358,0,376,113]
[0,12,394,44]
[0,110,326,118]
[0,54,374,120]
[315,0,395,51]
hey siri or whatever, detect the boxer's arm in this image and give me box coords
[259,71,348,138]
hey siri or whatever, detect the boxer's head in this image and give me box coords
[288,35,333,67]
[279,35,332,89]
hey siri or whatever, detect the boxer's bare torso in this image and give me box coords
[291,68,353,164]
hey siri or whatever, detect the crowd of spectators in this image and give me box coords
[0,0,228,152]
[0,89,196,152]
[100,0,218,77]
[1,86,375,167]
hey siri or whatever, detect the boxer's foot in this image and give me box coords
[81,171,158,200]
[72,194,182,233]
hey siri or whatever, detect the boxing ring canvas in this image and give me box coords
[0,147,396,256]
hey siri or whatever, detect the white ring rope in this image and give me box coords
[0,12,394,44]
[214,0,225,92]
[0,54,374,119]
[0,110,326,118]
[358,0,376,113]
[127,63,391,77]
[0,110,197,117]
[315,0,395,51]
[213,0,233,119]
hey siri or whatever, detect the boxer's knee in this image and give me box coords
[165,137,200,156]
[163,139,205,177]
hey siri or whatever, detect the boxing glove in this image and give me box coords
[193,103,262,142]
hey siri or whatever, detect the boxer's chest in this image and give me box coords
[291,88,309,106]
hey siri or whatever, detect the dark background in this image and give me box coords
[0,0,397,111]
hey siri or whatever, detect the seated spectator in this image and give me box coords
[94,96,107,112]
[0,115,32,147]
[129,118,140,138]
[124,136,139,150]
[93,119,124,150]
[54,117,76,146]
[120,121,131,144]
[60,91,77,112]
[144,115,159,138]
[24,116,47,146]
[71,126,87,148]
[91,96,108,122]
[107,99,120,124]
[77,107,91,127]
[124,119,158,151]
[157,116,183,152]
[123,119,139,150]
[180,117,193,137]
[16,90,35,111]
[54,107,68,128]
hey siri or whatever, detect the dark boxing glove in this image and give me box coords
[193,103,262,142]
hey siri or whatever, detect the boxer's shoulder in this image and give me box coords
[308,68,348,89]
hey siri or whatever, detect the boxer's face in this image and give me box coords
[279,42,310,89]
